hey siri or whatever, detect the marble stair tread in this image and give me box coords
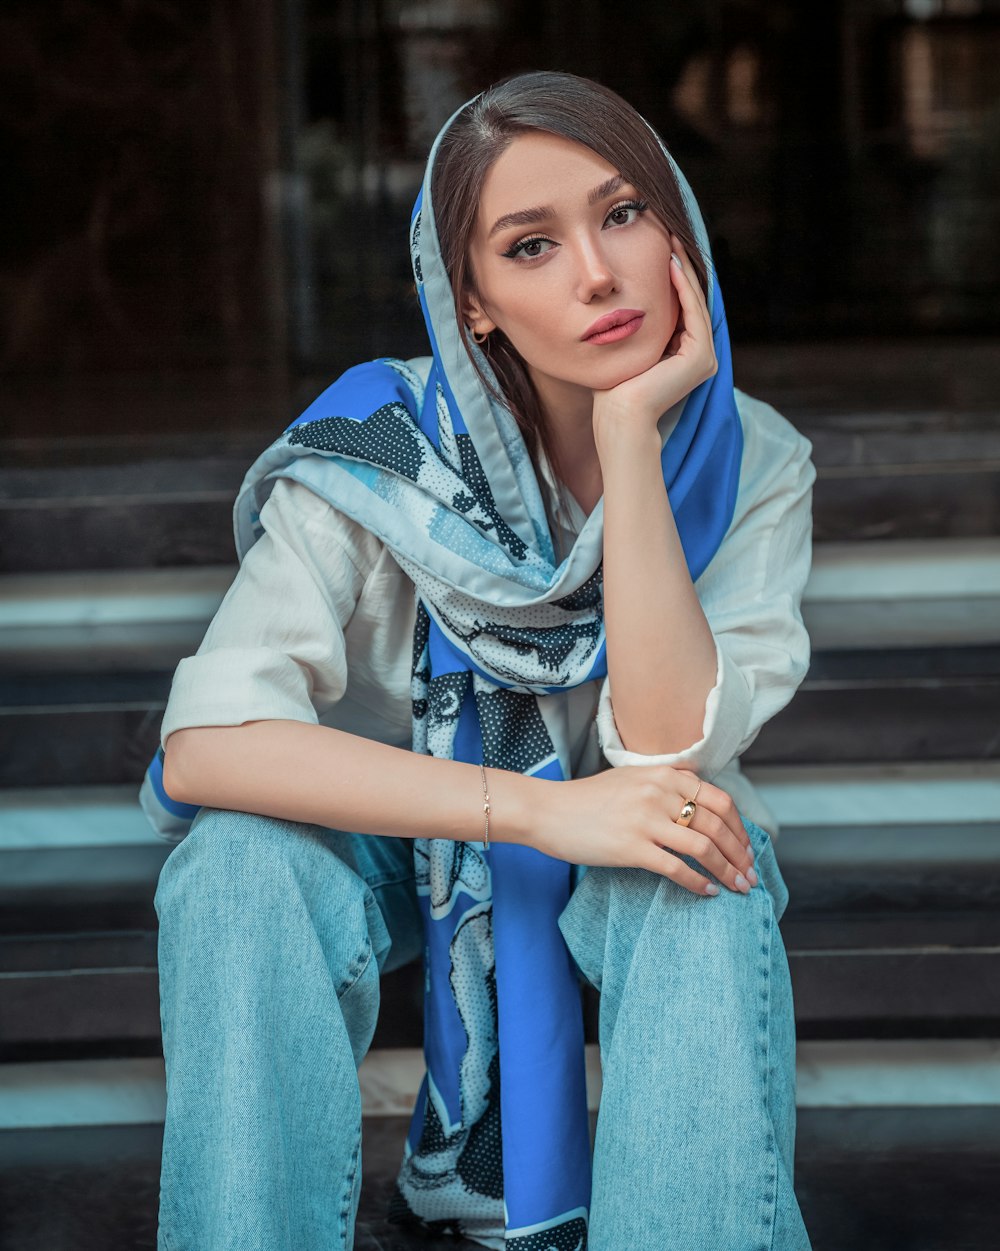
[6,937,998,1058]
[1,658,996,787]
[3,766,998,1055]
[3,761,996,848]
[4,804,1000,1056]
[2,761,997,904]
[5,462,996,571]
[5,388,999,476]
[4,1041,1000,1132]
[740,670,1000,765]
[2,1107,999,1251]
[5,1049,1000,1251]
[2,538,998,669]
[4,395,999,572]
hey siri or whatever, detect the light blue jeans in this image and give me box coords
[153,806,811,1250]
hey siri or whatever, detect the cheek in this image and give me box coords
[486,280,567,355]
[662,285,681,336]
[645,257,681,338]
[498,293,549,338]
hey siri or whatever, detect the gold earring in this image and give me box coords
[471,327,489,345]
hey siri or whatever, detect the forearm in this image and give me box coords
[599,427,718,754]
[162,719,538,846]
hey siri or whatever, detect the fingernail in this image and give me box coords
[734,873,750,893]
[746,866,759,887]
[670,252,683,270]
[747,845,755,862]
[704,883,720,896]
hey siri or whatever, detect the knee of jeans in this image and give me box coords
[560,844,786,994]
[154,807,370,929]
[156,805,287,893]
[154,807,387,998]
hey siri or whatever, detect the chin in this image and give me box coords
[589,342,670,392]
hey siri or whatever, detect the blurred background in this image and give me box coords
[1,3,999,1250]
[1,0,999,434]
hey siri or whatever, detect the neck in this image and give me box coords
[530,372,603,514]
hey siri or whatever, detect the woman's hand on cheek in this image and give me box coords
[591,235,718,452]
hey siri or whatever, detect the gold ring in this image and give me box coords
[691,779,703,802]
[676,799,697,828]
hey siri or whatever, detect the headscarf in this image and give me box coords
[141,88,743,1250]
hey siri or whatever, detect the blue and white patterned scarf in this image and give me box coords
[141,99,743,1249]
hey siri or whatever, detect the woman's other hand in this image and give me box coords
[532,766,757,896]
[591,235,718,440]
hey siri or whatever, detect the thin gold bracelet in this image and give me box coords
[479,763,491,851]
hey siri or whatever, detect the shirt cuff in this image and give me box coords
[160,647,319,750]
[596,638,753,778]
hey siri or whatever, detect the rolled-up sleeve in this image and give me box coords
[160,476,370,749]
[596,391,815,778]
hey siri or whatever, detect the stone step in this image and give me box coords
[2,764,998,1057]
[2,759,996,849]
[1,1048,998,1250]
[1,1108,998,1251]
[1,645,996,787]
[2,538,998,670]
[2,538,995,780]
[4,1041,1000,1131]
[3,403,998,572]
[1,1113,997,1251]
[3,760,996,908]
[6,915,997,1058]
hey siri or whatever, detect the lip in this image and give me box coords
[581,308,645,343]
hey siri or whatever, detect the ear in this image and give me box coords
[461,289,497,339]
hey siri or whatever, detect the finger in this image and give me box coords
[668,262,714,366]
[669,236,714,342]
[669,250,709,331]
[696,779,753,858]
[663,325,685,357]
[647,843,720,897]
[674,769,749,849]
[689,809,755,888]
[663,822,750,894]
[669,235,710,318]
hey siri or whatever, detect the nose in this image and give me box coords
[573,235,618,303]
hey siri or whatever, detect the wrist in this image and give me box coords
[593,414,661,467]
[487,769,554,849]
[592,387,661,428]
[596,428,665,495]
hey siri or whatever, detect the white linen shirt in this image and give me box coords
[160,387,814,837]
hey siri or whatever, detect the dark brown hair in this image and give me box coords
[431,70,709,481]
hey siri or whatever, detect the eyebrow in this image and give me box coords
[487,174,627,239]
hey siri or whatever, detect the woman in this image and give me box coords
[144,71,815,1250]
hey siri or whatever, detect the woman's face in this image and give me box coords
[463,130,680,417]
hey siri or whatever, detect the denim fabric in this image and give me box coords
[154,808,810,1250]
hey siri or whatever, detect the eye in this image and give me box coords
[501,234,556,261]
[604,198,648,228]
